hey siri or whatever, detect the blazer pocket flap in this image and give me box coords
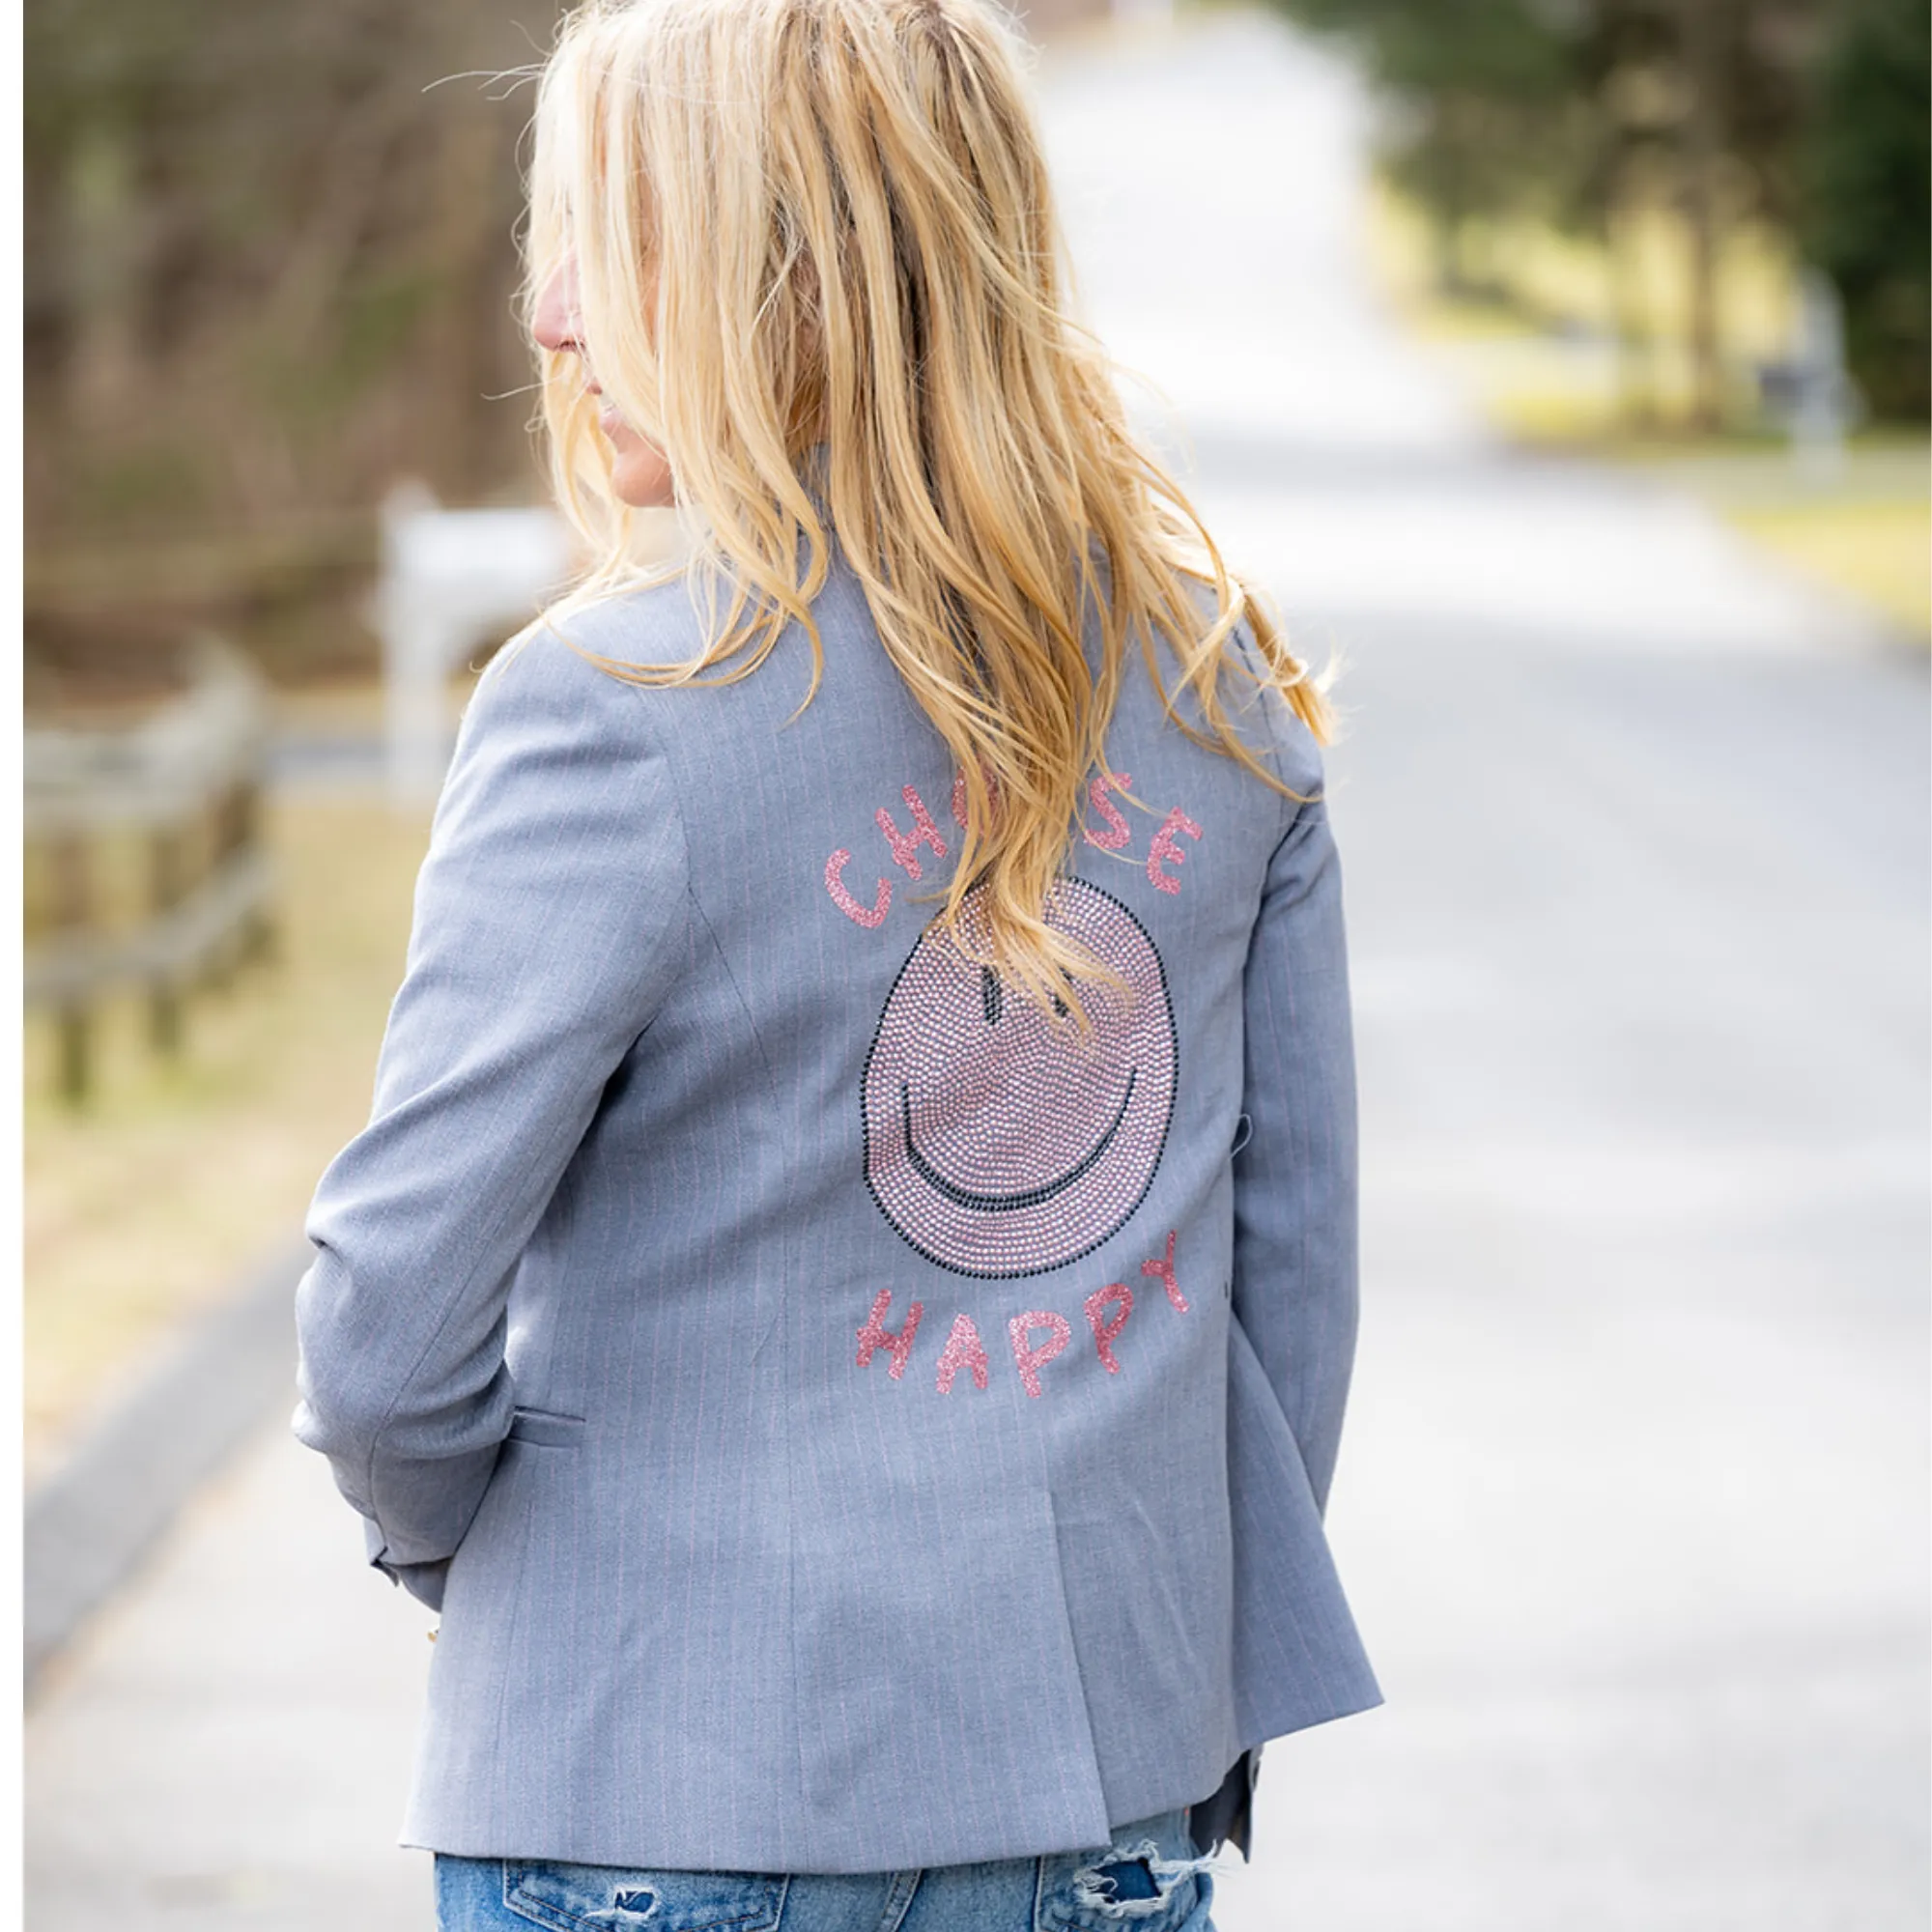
[506,1407,585,1449]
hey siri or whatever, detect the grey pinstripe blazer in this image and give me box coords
[293,556,1379,1874]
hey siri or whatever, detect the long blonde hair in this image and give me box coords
[525,0,1331,1011]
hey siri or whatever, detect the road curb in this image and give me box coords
[24,1235,312,1694]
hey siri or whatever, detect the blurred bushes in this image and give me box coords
[25,0,562,682]
[1802,0,1930,419]
[1275,0,1929,428]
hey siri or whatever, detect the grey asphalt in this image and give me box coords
[25,14,1928,1930]
[24,1237,311,1690]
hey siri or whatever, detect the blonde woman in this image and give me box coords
[293,0,1379,1924]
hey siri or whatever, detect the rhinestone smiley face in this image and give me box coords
[861,880,1177,1279]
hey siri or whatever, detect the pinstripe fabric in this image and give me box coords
[293,557,1379,1874]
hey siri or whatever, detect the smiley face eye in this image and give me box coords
[981,965,1003,1026]
[982,966,1073,1021]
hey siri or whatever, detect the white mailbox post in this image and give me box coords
[376,482,577,806]
[1788,270,1854,489]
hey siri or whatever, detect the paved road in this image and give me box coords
[27,14,1928,1929]
[26,1420,440,1929]
[1038,19,1927,1930]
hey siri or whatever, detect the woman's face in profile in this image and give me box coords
[530,254,677,509]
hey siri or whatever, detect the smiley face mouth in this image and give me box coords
[897,1069,1140,1214]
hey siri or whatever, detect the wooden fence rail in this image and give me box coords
[25,639,276,1102]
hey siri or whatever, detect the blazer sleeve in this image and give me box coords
[1230,725,1360,1519]
[292,626,690,1604]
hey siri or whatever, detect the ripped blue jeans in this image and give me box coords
[435,1807,1215,1931]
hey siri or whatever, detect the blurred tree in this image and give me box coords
[1662,0,1822,425]
[1270,0,1918,427]
[24,0,558,551]
[1801,0,1930,420]
[1280,0,1587,293]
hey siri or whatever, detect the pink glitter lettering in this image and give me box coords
[1141,1230,1188,1314]
[1083,1282,1134,1374]
[1146,809,1203,895]
[856,1289,923,1379]
[875,786,950,881]
[934,1313,991,1394]
[825,849,892,929]
[1082,772,1134,852]
[1008,1311,1072,1399]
